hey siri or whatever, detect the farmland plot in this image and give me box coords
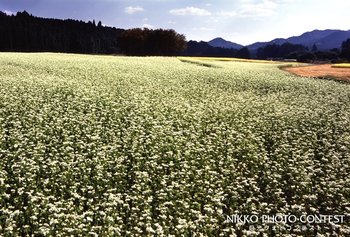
[0,53,349,236]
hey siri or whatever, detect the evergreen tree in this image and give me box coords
[236,47,250,59]
[341,38,350,60]
[0,11,123,54]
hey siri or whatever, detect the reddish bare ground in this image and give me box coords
[283,64,350,81]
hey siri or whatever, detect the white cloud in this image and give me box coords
[218,0,295,18]
[142,23,155,29]
[238,6,275,17]
[218,0,278,18]
[205,16,219,23]
[125,6,144,15]
[218,11,238,17]
[240,0,278,17]
[3,10,14,16]
[169,7,212,16]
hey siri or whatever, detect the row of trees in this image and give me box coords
[0,11,187,56]
[341,39,350,59]
[0,11,123,54]
[180,41,250,59]
[118,28,186,56]
[256,41,350,62]
[1,11,350,60]
[179,40,350,61]
[256,43,307,59]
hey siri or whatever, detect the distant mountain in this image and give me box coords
[247,29,350,51]
[247,42,269,52]
[208,37,243,50]
[181,40,239,57]
[315,31,350,50]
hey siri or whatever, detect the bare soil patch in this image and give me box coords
[283,64,350,81]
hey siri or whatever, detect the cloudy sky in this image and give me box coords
[1,0,349,45]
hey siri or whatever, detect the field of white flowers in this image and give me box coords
[0,53,349,236]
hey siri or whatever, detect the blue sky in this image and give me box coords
[1,0,350,45]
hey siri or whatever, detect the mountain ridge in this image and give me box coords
[208,29,350,51]
[208,37,243,50]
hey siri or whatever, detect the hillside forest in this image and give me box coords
[1,11,350,61]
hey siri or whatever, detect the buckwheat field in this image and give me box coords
[0,53,349,236]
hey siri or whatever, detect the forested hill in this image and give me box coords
[0,11,124,54]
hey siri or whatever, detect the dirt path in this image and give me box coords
[283,64,350,81]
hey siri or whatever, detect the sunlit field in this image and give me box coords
[0,53,349,236]
[332,63,350,68]
[177,56,275,63]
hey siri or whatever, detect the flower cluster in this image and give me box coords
[0,53,349,236]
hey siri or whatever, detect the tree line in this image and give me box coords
[180,41,251,59]
[0,11,123,54]
[1,11,350,61]
[0,11,187,56]
[256,42,350,62]
[118,28,186,56]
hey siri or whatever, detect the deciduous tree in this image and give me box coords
[118,28,186,56]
